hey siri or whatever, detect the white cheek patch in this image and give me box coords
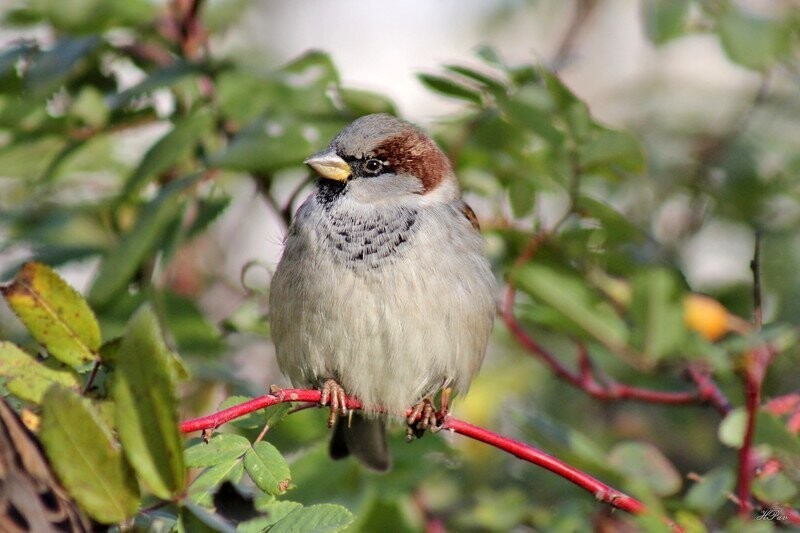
[347,173,424,202]
[419,176,460,205]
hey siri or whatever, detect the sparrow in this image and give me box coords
[269,113,495,471]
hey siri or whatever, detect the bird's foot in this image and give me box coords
[406,388,451,441]
[406,392,449,441]
[320,378,348,427]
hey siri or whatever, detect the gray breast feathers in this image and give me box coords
[322,206,418,270]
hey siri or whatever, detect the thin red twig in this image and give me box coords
[736,344,776,518]
[502,234,718,407]
[504,304,702,404]
[685,366,733,416]
[736,230,767,518]
[179,389,654,518]
[737,367,759,518]
[440,416,646,515]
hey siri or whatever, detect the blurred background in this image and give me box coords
[1,0,799,530]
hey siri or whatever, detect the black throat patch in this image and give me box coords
[316,179,347,205]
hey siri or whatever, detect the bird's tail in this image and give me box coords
[329,413,391,472]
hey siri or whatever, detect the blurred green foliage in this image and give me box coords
[1,0,799,531]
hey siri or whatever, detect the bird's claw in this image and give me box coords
[406,398,442,441]
[320,378,348,427]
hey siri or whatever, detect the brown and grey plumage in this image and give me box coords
[270,114,495,471]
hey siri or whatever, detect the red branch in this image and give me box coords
[502,273,717,407]
[180,389,654,518]
[735,230,788,519]
[180,389,359,433]
[440,417,646,515]
[501,233,733,413]
[685,366,732,416]
[736,344,775,518]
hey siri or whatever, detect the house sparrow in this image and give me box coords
[269,114,495,471]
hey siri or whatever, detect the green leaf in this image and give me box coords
[185,434,250,467]
[254,497,302,515]
[70,86,108,128]
[475,45,504,67]
[514,263,629,350]
[754,411,800,456]
[541,70,579,111]
[718,408,800,454]
[608,441,681,496]
[508,179,536,218]
[88,174,200,307]
[270,504,354,533]
[39,385,139,523]
[281,50,339,84]
[2,262,100,366]
[2,7,43,26]
[445,64,507,94]
[0,137,63,179]
[25,36,100,97]
[187,194,232,239]
[672,511,708,533]
[578,128,644,174]
[113,305,185,499]
[564,101,592,142]
[0,41,35,80]
[630,268,686,363]
[203,0,251,34]
[417,73,482,105]
[27,0,155,33]
[508,65,540,87]
[719,408,747,448]
[239,501,303,532]
[178,502,237,533]
[684,467,735,514]
[502,98,563,146]
[162,292,225,358]
[717,10,791,70]
[243,441,291,495]
[577,196,642,243]
[0,341,81,404]
[122,110,214,198]
[214,70,276,123]
[752,472,797,503]
[189,460,245,507]
[724,516,776,533]
[642,0,690,45]
[209,117,337,173]
[111,62,205,109]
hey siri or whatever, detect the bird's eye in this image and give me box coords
[364,158,384,174]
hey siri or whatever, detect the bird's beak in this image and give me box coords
[304,151,351,182]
